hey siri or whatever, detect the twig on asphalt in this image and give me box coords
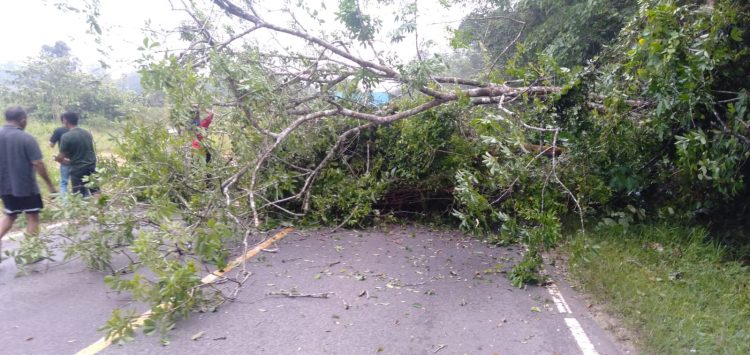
[228,271,253,299]
[402,281,427,287]
[267,289,332,298]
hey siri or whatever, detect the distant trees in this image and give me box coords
[3,40,137,121]
[41,40,73,58]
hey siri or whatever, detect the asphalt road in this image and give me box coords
[0,225,627,355]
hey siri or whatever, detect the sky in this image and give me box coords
[0,0,471,76]
[0,0,184,74]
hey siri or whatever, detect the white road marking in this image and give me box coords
[547,282,572,313]
[547,282,600,355]
[565,317,600,355]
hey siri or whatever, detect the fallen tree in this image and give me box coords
[149,0,655,230]
[42,0,749,343]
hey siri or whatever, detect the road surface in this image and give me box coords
[0,225,628,354]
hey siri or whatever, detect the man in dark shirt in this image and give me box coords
[55,112,98,196]
[0,107,56,259]
[49,120,70,195]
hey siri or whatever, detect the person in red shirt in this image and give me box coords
[190,107,213,162]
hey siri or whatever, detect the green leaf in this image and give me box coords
[730,27,743,42]
[143,318,156,336]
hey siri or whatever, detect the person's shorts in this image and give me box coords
[1,194,43,216]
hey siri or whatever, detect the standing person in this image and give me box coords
[49,118,70,195]
[0,107,57,260]
[190,106,214,162]
[55,112,98,196]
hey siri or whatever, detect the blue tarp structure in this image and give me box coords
[335,91,390,106]
[371,92,390,106]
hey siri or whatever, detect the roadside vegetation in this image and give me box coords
[1,0,748,350]
[569,225,750,354]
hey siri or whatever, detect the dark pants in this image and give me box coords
[1,194,43,216]
[71,165,99,196]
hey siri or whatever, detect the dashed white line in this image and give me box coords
[565,317,600,355]
[547,282,600,355]
[547,282,573,313]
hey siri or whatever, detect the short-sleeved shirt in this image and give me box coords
[0,124,43,196]
[50,127,69,147]
[60,127,96,175]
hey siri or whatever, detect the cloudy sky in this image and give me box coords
[0,0,470,75]
[0,0,184,72]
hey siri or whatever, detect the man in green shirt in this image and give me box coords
[55,112,98,196]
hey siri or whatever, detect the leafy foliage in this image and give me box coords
[450,0,750,283]
[36,0,750,344]
[455,0,638,69]
[72,118,233,342]
[587,0,750,214]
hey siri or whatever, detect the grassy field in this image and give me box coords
[15,117,119,200]
[568,224,750,354]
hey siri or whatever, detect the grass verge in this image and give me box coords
[567,224,750,354]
